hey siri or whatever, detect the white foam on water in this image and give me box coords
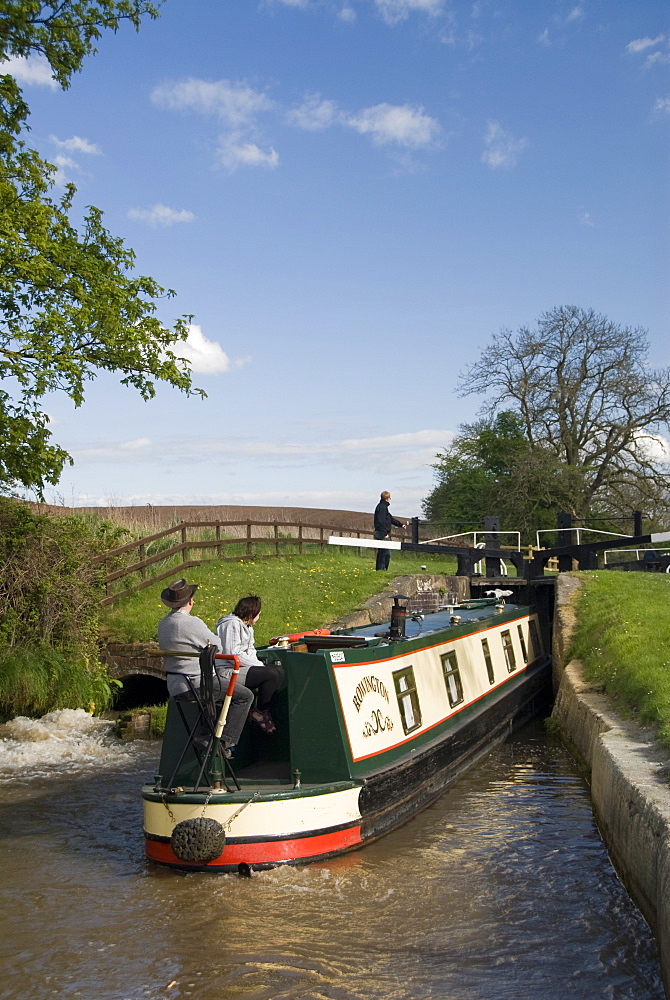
[0,708,145,778]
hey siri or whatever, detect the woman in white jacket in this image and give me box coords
[216,595,284,734]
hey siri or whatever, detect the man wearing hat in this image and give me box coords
[157,579,253,750]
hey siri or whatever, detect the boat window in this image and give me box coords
[528,619,542,660]
[481,638,495,685]
[393,667,422,735]
[441,651,464,708]
[517,624,528,664]
[501,630,517,672]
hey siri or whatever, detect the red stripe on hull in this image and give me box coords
[145,823,363,869]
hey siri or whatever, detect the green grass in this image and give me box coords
[101,548,458,644]
[0,645,120,720]
[119,703,168,737]
[570,571,670,750]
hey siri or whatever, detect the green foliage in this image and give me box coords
[423,410,583,540]
[102,548,459,644]
[457,305,670,519]
[0,644,117,718]
[117,702,167,737]
[570,571,670,752]
[0,1,201,496]
[147,701,167,736]
[0,2,162,92]
[0,497,120,715]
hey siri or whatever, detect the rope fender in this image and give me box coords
[170,817,226,863]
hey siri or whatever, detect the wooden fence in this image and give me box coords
[92,519,380,605]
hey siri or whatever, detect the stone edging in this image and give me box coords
[552,574,670,995]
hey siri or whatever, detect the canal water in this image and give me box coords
[0,711,663,1000]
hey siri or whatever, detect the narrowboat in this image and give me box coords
[142,595,551,872]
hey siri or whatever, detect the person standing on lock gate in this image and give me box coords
[373,491,406,571]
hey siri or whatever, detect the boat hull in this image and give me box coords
[144,785,364,871]
[143,656,550,872]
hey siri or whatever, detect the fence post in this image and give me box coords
[557,512,573,572]
[246,523,252,556]
[634,510,643,537]
[298,524,303,554]
[181,524,189,566]
[139,543,146,581]
[274,523,279,556]
[216,524,222,558]
[484,516,501,578]
[411,517,419,545]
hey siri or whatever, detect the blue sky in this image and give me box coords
[5,0,669,517]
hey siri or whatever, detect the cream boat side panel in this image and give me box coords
[144,785,362,840]
[333,615,533,761]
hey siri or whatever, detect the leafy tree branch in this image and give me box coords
[0,1,203,496]
[455,306,670,518]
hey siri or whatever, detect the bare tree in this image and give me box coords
[458,306,670,518]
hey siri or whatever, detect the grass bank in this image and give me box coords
[570,571,670,750]
[102,548,458,644]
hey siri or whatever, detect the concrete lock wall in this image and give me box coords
[552,573,670,995]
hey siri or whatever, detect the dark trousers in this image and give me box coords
[244,664,285,709]
[173,672,253,746]
[210,674,254,744]
[374,530,391,571]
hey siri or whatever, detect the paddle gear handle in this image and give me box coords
[213,653,241,739]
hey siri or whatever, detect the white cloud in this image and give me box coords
[645,50,670,68]
[579,211,595,227]
[171,324,250,374]
[626,35,665,54]
[72,428,453,471]
[50,135,101,155]
[287,94,441,158]
[345,103,440,148]
[127,203,196,227]
[52,154,79,186]
[339,6,356,22]
[120,438,152,450]
[635,431,670,464]
[374,0,445,26]
[154,76,440,171]
[0,54,57,88]
[151,77,274,126]
[217,135,279,171]
[63,427,454,514]
[153,76,278,172]
[66,485,427,512]
[654,96,670,115]
[538,5,585,46]
[287,94,339,130]
[481,120,528,169]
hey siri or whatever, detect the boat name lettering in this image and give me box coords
[362,709,394,738]
[353,675,390,712]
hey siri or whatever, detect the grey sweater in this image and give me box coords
[215,613,260,683]
[157,609,222,698]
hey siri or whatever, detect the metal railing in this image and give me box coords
[603,547,670,566]
[536,526,632,549]
[423,530,521,551]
